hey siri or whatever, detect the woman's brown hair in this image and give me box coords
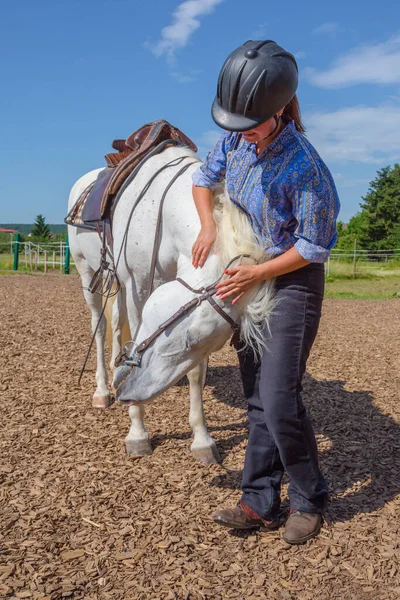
[282,94,306,134]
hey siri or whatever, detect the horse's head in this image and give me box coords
[115,277,238,405]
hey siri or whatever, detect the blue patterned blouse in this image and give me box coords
[192,120,340,263]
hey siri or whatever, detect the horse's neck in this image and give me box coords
[176,253,223,290]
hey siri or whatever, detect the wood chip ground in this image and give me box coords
[1,274,399,600]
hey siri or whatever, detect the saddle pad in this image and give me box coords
[64,181,96,229]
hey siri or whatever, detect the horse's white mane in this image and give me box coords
[213,186,276,357]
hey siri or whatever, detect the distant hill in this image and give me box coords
[0,224,67,235]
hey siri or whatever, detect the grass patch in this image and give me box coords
[0,253,73,273]
[325,276,400,300]
[327,258,400,280]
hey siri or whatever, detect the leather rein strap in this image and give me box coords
[122,254,252,368]
[148,160,198,298]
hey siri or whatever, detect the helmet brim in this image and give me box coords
[211,96,269,132]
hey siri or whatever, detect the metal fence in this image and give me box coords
[327,242,400,277]
[0,237,74,274]
[2,234,400,278]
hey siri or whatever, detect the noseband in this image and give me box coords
[116,254,254,369]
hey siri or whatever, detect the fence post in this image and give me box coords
[52,251,56,269]
[64,235,70,274]
[13,233,20,271]
[44,251,48,273]
[326,255,330,278]
[353,238,357,278]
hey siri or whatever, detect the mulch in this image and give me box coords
[0,274,399,600]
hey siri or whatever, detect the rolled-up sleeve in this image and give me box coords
[292,169,340,263]
[192,132,231,190]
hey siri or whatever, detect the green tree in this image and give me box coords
[31,214,51,239]
[336,213,368,251]
[358,164,400,250]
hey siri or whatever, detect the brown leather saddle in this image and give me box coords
[79,119,197,224]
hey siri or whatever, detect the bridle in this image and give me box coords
[116,254,255,369]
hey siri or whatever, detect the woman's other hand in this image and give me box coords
[215,264,262,304]
[192,225,217,268]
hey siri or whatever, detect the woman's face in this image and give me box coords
[241,110,284,143]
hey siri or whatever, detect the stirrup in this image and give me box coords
[87,263,120,297]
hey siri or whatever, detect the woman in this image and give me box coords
[191,40,340,545]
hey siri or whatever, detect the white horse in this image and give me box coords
[68,145,275,463]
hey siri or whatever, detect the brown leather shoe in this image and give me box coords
[213,502,280,531]
[282,510,322,545]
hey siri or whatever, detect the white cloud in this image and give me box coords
[196,129,222,158]
[294,51,306,59]
[305,104,400,164]
[171,69,201,83]
[332,173,370,188]
[306,34,400,88]
[250,23,268,39]
[313,22,340,37]
[152,0,224,60]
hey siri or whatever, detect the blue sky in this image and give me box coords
[1,0,400,223]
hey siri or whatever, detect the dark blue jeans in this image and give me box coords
[239,262,328,520]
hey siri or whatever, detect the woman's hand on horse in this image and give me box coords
[192,225,217,268]
[216,264,262,304]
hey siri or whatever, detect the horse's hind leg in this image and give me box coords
[110,286,130,372]
[188,359,221,464]
[76,258,113,409]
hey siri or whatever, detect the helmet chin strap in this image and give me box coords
[259,114,281,141]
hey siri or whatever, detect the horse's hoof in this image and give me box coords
[192,444,221,464]
[125,438,153,457]
[92,395,114,409]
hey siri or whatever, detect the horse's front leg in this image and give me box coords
[125,405,152,456]
[119,286,153,457]
[188,359,221,464]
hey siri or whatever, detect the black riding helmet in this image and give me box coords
[212,40,298,132]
